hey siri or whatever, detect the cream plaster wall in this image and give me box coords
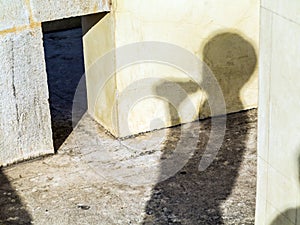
[82,13,118,135]
[256,1,300,224]
[83,0,259,137]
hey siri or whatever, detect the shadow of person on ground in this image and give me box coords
[270,153,300,225]
[0,169,32,224]
[143,32,257,224]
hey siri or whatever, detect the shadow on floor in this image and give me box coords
[0,169,32,224]
[143,32,257,224]
[43,27,87,151]
[143,111,256,224]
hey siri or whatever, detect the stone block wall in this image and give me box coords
[256,1,300,224]
[0,1,110,166]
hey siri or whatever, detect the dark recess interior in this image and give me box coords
[42,18,87,151]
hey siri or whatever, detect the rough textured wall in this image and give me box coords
[0,27,53,166]
[0,1,110,166]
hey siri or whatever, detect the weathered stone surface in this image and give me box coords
[0,109,257,224]
[0,0,111,166]
[0,0,30,31]
[0,27,53,166]
[30,0,111,22]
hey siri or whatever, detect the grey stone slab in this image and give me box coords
[0,0,30,31]
[0,27,53,166]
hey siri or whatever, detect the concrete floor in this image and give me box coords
[0,109,257,225]
[0,28,257,225]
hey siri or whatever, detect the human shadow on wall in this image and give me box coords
[143,32,257,224]
[269,153,300,225]
[43,27,87,151]
[0,169,32,224]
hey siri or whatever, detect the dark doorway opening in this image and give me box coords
[42,17,87,151]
